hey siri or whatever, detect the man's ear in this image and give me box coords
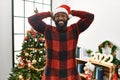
[68,17,70,20]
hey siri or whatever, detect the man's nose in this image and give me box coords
[58,16,63,20]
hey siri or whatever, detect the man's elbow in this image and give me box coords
[89,13,94,21]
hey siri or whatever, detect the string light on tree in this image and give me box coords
[8,29,46,80]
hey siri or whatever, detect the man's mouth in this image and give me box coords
[58,21,64,24]
[58,21,64,26]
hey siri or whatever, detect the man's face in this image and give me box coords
[54,12,69,31]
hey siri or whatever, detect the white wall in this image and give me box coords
[0,0,12,80]
[52,0,120,51]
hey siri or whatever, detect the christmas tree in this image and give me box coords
[8,29,46,80]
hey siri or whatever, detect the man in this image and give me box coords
[28,4,94,80]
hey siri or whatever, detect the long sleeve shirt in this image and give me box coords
[28,10,94,80]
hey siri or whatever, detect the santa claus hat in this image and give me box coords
[53,4,71,16]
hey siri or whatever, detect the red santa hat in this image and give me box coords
[53,4,71,16]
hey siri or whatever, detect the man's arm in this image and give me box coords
[71,10,94,33]
[28,12,52,33]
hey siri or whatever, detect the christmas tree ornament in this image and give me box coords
[39,37,43,42]
[32,59,37,64]
[44,43,46,47]
[21,57,25,60]
[19,75,23,79]
[28,62,32,68]
[32,50,35,53]
[24,40,27,43]
[40,43,43,47]
[19,61,25,68]
[8,29,46,80]
[40,51,43,54]
[25,52,29,57]
[34,38,37,42]
[26,78,30,80]
[34,49,37,52]
[31,44,33,47]
[29,39,32,41]
[24,36,29,41]
[42,38,45,41]
[39,58,42,62]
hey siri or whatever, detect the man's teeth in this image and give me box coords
[59,21,64,24]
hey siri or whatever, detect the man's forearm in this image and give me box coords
[70,10,94,33]
[71,10,94,19]
[28,12,51,25]
[28,12,51,33]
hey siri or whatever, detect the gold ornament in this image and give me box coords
[19,75,23,79]
[32,59,37,64]
[25,53,29,57]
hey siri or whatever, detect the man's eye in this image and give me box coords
[62,15,66,17]
[55,15,59,18]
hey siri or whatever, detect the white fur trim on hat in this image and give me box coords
[53,7,68,16]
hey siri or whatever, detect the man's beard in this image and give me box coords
[55,21,68,31]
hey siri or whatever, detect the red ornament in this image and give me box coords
[26,78,30,80]
[19,61,25,68]
[21,57,24,60]
[20,62,24,66]
[39,38,43,42]
[33,32,37,38]
[24,36,29,41]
